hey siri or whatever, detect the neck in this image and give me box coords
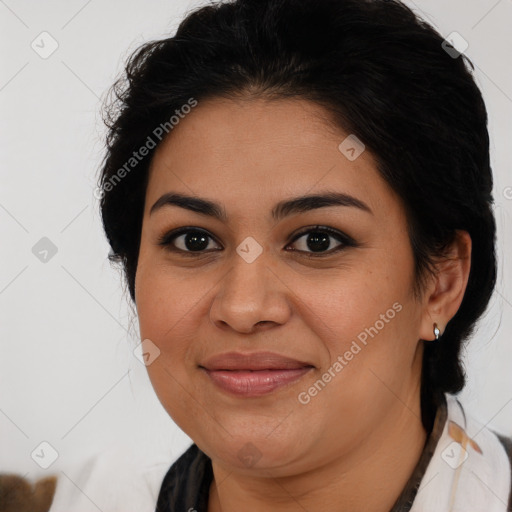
[208,383,428,512]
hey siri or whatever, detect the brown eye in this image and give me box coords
[158,227,222,253]
[286,226,356,257]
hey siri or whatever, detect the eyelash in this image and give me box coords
[157,225,357,258]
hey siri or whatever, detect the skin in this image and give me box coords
[134,97,471,512]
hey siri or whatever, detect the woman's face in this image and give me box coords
[135,97,431,475]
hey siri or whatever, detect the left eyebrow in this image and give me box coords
[271,191,373,220]
[149,190,373,220]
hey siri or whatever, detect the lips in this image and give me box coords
[200,351,314,371]
[199,351,314,397]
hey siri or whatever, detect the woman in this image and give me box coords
[96,0,512,510]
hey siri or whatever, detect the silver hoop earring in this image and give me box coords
[433,322,441,341]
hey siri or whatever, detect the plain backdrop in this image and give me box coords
[1,0,511,497]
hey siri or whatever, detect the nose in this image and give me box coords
[209,250,291,334]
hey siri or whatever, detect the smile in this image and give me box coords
[199,351,315,397]
[201,367,314,397]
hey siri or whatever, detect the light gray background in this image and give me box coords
[1,0,511,495]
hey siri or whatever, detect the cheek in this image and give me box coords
[135,253,199,341]
[134,248,228,347]
[294,247,418,389]
[293,289,418,450]
[290,261,408,345]
[135,260,207,430]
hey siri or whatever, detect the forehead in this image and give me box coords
[145,97,397,219]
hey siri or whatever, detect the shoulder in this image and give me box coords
[448,395,512,477]
[446,395,512,511]
[409,394,512,512]
[48,442,170,512]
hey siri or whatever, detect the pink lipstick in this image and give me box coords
[199,351,314,397]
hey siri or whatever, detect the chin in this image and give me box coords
[204,429,301,470]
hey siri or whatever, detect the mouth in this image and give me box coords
[199,351,315,397]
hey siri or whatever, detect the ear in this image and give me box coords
[419,230,472,341]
